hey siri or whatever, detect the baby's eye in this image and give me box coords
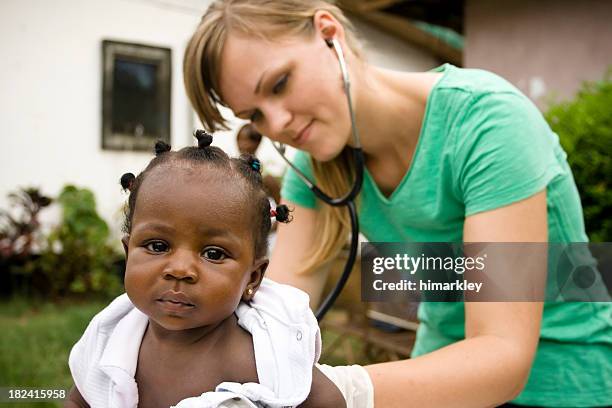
[145,241,168,253]
[202,248,226,261]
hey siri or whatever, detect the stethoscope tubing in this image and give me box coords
[314,200,360,320]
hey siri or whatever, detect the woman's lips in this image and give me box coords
[293,121,313,146]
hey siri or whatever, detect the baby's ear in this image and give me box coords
[121,235,130,260]
[242,258,269,302]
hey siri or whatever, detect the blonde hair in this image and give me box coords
[183,0,362,274]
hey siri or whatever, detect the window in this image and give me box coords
[102,40,171,151]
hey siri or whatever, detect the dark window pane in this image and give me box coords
[111,59,160,138]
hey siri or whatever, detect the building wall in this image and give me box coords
[0,0,438,240]
[0,0,206,239]
[465,0,612,108]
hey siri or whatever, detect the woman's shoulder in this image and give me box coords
[420,64,538,137]
[427,64,546,136]
[434,63,524,98]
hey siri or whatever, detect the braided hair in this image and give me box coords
[120,130,291,259]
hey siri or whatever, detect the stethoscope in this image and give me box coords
[271,38,365,321]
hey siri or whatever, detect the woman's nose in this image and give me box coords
[162,249,199,283]
[263,103,292,138]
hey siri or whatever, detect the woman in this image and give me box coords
[183,1,612,407]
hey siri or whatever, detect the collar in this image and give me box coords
[99,305,148,408]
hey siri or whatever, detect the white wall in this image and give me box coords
[0,0,438,243]
[0,0,208,241]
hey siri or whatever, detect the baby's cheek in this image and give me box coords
[207,286,243,319]
[123,261,148,302]
[123,271,138,302]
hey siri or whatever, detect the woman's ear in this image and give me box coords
[242,258,269,302]
[313,10,345,42]
[121,235,130,260]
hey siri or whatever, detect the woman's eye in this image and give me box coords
[202,248,226,261]
[272,74,288,94]
[145,241,168,253]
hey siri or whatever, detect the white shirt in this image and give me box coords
[69,278,320,408]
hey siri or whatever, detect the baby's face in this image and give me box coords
[124,164,264,332]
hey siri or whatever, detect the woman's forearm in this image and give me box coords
[366,334,533,408]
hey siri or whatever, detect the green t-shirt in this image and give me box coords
[281,64,612,407]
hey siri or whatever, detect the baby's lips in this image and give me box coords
[158,290,195,306]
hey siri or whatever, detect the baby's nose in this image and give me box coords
[162,250,199,283]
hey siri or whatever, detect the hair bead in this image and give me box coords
[194,129,213,147]
[154,141,171,156]
[120,173,136,191]
[121,130,292,258]
[272,205,292,223]
[249,157,262,173]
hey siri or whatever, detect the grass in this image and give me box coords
[0,298,376,407]
[0,297,109,408]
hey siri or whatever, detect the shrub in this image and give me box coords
[19,185,122,298]
[43,185,122,297]
[0,188,52,296]
[544,70,612,242]
[0,188,51,260]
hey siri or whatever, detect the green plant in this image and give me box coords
[0,188,52,260]
[545,70,612,242]
[31,185,122,297]
[1,188,52,297]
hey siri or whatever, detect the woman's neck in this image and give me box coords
[353,65,440,166]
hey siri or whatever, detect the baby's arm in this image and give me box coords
[64,385,90,408]
[298,366,346,408]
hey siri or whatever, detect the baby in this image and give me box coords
[65,131,346,408]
